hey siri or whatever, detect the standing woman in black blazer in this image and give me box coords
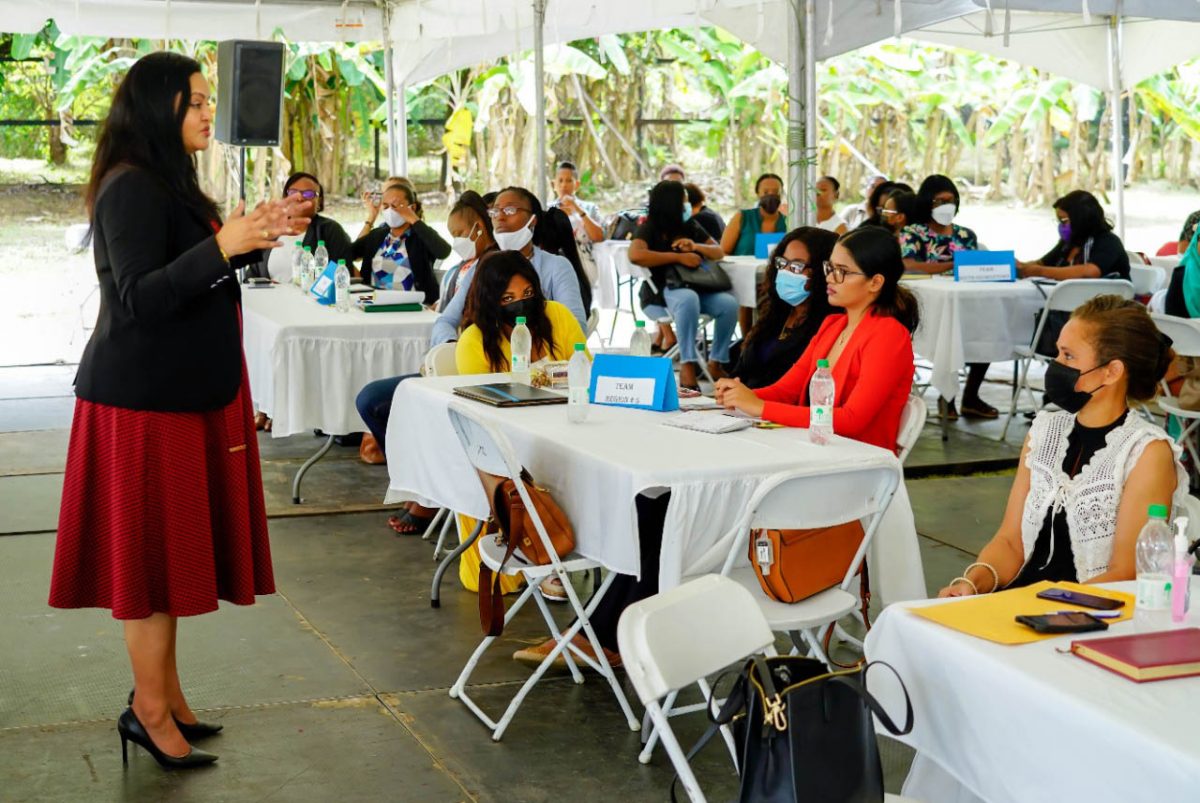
[352,179,450,305]
[48,52,307,770]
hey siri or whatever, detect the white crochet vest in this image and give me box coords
[1021,410,1188,581]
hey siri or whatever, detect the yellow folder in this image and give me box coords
[909,581,1136,645]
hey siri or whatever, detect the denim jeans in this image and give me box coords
[643,287,739,365]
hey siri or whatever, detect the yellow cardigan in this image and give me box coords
[455,300,587,374]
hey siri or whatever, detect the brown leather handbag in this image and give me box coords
[478,469,575,636]
[748,522,869,612]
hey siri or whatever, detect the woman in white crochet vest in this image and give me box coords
[939,295,1187,597]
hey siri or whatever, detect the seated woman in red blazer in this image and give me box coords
[716,226,919,453]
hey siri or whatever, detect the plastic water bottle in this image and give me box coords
[567,343,591,423]
[314,239,329,275]
[510,316,532,384]
[300,245,315,292]
[629,320,652,356]
[290,240,304,286]
[809,358,835,445]
[1135,504,1175,631]
[334,259,351,313]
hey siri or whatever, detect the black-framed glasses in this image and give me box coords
[773,257,810,275]
[286,189,319,200]
[487,205,531,219]
[823,261,867,284]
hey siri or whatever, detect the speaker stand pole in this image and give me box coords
[239,146,247,203]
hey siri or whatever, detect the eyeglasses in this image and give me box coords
[880,209,897,217]
[487,206,531,219]
[823,261,867,284]
[286,189,318,200]
[773,257,810,275]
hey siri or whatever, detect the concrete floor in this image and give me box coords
[0,363,1015,802]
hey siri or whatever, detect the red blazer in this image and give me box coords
[754,312,914,453]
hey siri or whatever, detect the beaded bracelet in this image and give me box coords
[965,562,1000,593]
[949,576,978,594]
[216,241,231,265]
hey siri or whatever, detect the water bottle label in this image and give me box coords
[569,387,588,406]
[1136,576,1171,610]
[812,404,833,428]
[511,355,528,372]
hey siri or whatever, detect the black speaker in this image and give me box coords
[215,40,285,147]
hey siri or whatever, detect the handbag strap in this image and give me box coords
[477,481,526,637]
[827,660,914,737]
[669,665,752,803]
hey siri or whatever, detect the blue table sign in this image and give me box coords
[309,262,338,304]
[755,232,785,259]
[588,354,679,412]
[954,250,1017,282]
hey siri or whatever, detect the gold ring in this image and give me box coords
[262,229,270,239]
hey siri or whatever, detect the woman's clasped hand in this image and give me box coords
[215,196,311,258]
[714,377,764,418]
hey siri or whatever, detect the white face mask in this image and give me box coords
[451,224,479,260]
[931,203,957,226]
[382,208,405,229]
[494,215,535,252]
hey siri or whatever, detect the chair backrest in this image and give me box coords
[1130,264,1164,295]
[586,308,599,338]
[1148,255,1181,271]
[1125,249,1150,267]
[1151,313,1200,359]
[446,401,566,564]
[896,394,927,464]
[1044,278,1135,313]
[618,575,773,703]
[718,461,901,589]
[423,342,459,377]
[1181,495,1200,543]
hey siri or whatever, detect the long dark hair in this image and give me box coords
[498,185,592,314]
[863,180,913,228]
[837,226,920,333]
[915,174,960,225]
[1054,189,1113,246]
[463,250,562,373]
[745,227,837,352]
[646,180,689,240]
[85,52,218,223]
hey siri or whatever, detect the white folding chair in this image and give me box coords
[618,575,775,803]
[444,402,640,741]
[1000,279,1135,441]
[586,308,600,340]
[1151,313,1200,470]
[1125,249,1150,267]
[896,393,927,464]
[1130,264,1164,295]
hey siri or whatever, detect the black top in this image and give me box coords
[245,213,352,280]
[1165,262,1190,318]
[692,206,726,242]
[75,167,257,413]
[634,218,715,308]
[351,221,451,306]
[1011,411,1128,587]
[731,311,825,389]
[1038,230,1131,280]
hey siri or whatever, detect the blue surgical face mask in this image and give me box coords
[774,270,811,306]
[682,204,693,223]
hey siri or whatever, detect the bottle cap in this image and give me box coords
[304,245,312,252]
[817,359,830,368]
[1149,504,1169,520]
[294,240,302,246]
[574,343,585,352]
[318,240,326,246]
[516,316,527,325]
[635,320,646,328]
[337,259,345,264]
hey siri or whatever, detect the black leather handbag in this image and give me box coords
[666,258,733,293]
[673,655,913,803]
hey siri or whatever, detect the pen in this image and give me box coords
[1052,609,1121,619]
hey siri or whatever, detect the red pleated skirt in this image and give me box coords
[48,362,275,620]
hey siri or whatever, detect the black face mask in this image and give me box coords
[759,194,782,214]
[500,297,539,325]
[1044,361,1106,414]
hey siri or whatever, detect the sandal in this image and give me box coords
[254,412,270,431]
[539,576,569,603]
[960,399,1000,419]
[387,510,436,536]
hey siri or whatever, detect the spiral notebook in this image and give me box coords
[662,411,752,434]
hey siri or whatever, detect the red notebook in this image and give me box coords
[1070,628,1200,683]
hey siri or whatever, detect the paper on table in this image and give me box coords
[909,580,1135,645]
[662,410,752,434]
[373,289,425,305]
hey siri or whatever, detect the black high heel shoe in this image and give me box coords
[117,708,218,770]
[128,689,224,739]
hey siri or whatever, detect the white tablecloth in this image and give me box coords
[385,375,926,604]
[906,277,1044,401]
[864,580,1200,803]
[591,241,766,311]
[241,285,436,437]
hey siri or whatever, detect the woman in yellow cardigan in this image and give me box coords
[454,250,588,600]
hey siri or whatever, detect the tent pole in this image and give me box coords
[786,0,810,226]
[397,81,408,176]
[383,3,398,177]
[804,0,816,228]
[1107,8,1125,239]
[534,0,548,203]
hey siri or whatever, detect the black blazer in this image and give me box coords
[351,220,450,306]
[75,167,256,412]
[245,213,352,279]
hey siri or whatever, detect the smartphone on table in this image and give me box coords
[1035,587,1125,610]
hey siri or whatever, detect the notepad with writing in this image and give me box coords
[1070,628,1200,682]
